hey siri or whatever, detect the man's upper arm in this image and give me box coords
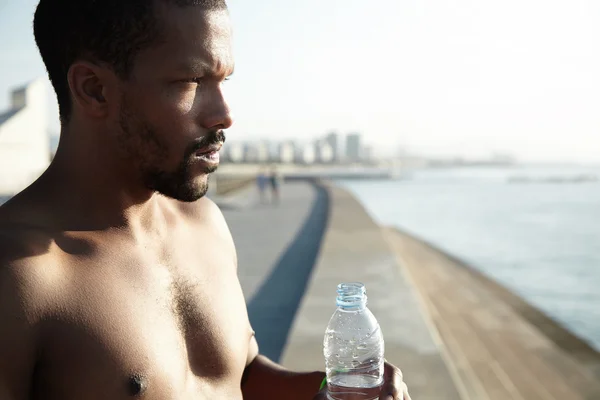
[198,198,259,371]
[241,333,260,388]
[246,332,259,367]
[197,197,237,259]
[0,263,39,399]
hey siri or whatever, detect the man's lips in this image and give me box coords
[194,143,222,164]
[195,143,223,156]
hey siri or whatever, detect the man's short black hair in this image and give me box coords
[33,0,227,125]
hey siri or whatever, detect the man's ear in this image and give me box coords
[67,61,112,120]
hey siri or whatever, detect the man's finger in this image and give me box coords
[380,362,405,399]
[382,390,401,399]
[402,382,412,400]
[384,360,404,382]
[380,382,400,399]
[384,382,411,400]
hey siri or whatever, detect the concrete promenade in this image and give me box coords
[218,180,460,399]
[218,180,600,400]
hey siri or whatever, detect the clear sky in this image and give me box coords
[1,0,599,163]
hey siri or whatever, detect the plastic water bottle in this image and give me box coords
[323,282,385,400]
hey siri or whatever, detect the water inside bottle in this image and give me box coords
[326,368,383,400]
[324,326,384,400]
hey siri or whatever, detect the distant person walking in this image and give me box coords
[256,167,268,203]
[269,166,282,205]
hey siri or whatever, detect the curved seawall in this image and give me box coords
[282,182,600,400]
[222,178,600,399]
[384,227,600,400]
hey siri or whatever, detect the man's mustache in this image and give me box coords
[186,130,226,157]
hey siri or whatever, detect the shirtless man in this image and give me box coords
[0,1,410,399]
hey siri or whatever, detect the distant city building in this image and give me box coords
[490,152,517,165]
[0,79,50,195]
[267,141,280,162]
[255,141,271,163]
[278,141,296,164]
[243,142,260,163]
[241,141,271,163]
[345,133,362,162]
[297,143,316,165]
[225,141,245,163]
[325,132,340,162]
[362,145,374,163]
[314,140,334,164]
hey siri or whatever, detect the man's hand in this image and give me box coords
[312,361,411,400]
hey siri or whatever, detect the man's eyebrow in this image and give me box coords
[177,61,211,75]
[178,61,234,78]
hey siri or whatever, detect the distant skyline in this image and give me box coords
[1,0,599,163]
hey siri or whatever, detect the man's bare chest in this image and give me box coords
[35,239,251,399]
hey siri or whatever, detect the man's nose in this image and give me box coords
[200,87,234,130]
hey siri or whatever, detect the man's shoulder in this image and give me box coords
[0,196,54,253]
[176,195,229,230]
[0,237,52,344]
[0,224,56,284]
[173,195,236,254]
[0,218,50,377]
[0,204,61,305]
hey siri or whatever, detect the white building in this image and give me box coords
[243,143,259,163]
[224,141,245,163]
[255,141,270,163]
[0,79,50,196]
[278,141,296,164]
[315,140,334,164]
[296,143,316,165]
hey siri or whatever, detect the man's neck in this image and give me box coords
[32,125,167,232]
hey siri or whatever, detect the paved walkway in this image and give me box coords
[384,228,600,400]
[219,180,600,399]
[281,184,462,400]
[219,181,329,362]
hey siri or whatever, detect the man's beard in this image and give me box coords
[117,98,226,202]
[143,131,225,202]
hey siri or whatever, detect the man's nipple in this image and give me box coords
[127,374,148,397]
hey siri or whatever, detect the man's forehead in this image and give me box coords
[158,6,233,73]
